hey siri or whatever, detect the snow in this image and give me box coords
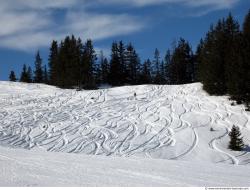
[0,146,250,187]
[0,81,250,186]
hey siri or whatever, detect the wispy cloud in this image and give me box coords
[101,0,239,8]
[0,0,144,51]
[185,0,239,9]
[64,12,143,41]
[0,12,51,37]
[0,0,241,51]
[0,0,80,10]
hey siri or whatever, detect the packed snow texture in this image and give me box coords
[1,146,250,187]
[0,81,250,164]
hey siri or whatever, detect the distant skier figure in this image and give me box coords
[134,92,137,99]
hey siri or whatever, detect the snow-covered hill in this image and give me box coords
[0,81,250,186]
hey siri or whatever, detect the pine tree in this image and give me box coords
[159,60,166,84]
[109,42,122,86]
[229,125,244,151]
[27,66,33,83]
[94,62,102,86]
[224,13,242,102]
[140,59,152,84]
[100,51,109,84]
[242,10,250,109]
[168,38,193,84]
[57,37,69,88]
[164,50,171,84]
[20,64,28,82]
[118,41,127,84]
[81,39,97,89]
[55,35,83,88]
[196,39,204,82]
[34,51,43,83]
[48,40,59,85]
[198,25,216,92]
[20,64,32,83]
[153,48,161,84]
[199,20,228,95]
[9,71,17,82]
[43,65,49,84]
[76,37,84,88]
[70,36,82,88]
[126,43,140,85]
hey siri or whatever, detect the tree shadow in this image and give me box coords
[244,145,250,152]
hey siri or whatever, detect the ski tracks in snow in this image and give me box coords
[0,82,249,165]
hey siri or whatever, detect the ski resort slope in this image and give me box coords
[1,146,250,187]
[0,81,250,186]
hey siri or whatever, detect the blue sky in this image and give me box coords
[0,0,250,80]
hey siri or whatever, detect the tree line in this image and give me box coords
[9,10,250,109]
[9,52,48,84]
[197,11,250,110]
[10,37,195,87]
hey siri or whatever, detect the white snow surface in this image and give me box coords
[0,81,250,186]
[1,146,250,186]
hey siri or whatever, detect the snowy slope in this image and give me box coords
[1,146,250,187]
[0,81,250,186]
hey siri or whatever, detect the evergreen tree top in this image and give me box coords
[243,9,250,37]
